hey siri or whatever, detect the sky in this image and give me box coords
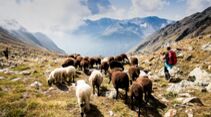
[0,0,211,54]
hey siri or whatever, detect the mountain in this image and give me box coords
[73,16,173,56]
[0,20,65,54]
[133,6,211,53]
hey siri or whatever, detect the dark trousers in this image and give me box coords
[164,66,170,80]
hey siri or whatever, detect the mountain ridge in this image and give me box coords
[133,6,211,53]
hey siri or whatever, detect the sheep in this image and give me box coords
[100,61,109,75]
[109,61,124,71]
[48,66,76,86]
[128,65,140,84]
[108,56,115,64]
[75,80,92,117]
[120,54,129,64]
[109,70,129,100]
[94,57,101,68]
[75,56,83,69]
[114,55,123,63]
[62,58,76,68]
[130,82,144,117]
[89,57,96,68]
[89,70,103,96]
[130,57,138,66]
[80,59,89,72]
[136,76,152,104]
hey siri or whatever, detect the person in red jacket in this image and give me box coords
[163,46,177,80]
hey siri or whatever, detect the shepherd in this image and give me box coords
[163,46,177,80]
[3,47,9,60]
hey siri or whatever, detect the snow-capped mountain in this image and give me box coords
[72,16,174,56]
[0,20,65,54]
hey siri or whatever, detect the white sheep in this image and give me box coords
[89,70,103,96]
[75,80,92,117]
[47,66,76,86]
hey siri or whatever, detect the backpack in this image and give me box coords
[167,50,177,65]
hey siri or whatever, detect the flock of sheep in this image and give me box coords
[47,53,153,117]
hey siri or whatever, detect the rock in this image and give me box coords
[208,65,211,71]
[201,43,211,51]
[182,97,203,106]
[169,66,181,77]
[188,46,193,51]
[109,110,114,116]
[105,90,116,99]
[189,67,211,86]
[11,77,21,82]
[20,70,31,75]
[30,81,42,89]
[200,87,207,92]
[169,77,182,83]
[158,68,165,77]
[185,54,193,61]
[164,109,177,117]
[185,109,193,117]
[0,76,5,80]
[187,76,196,82]
[178,93,191,98]
[206,83,211,92]
[139,70,148,77]
[167,80,195,93]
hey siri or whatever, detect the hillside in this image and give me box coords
[0,34,210,116]
[0,20,65,54]
[133,6,211,53]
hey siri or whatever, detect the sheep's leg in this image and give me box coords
[116,88,118,99]
[97,85,100,96]
[131,94,134,110]
[138,103,141,117]
[93,85,95,95]
[125,89,128,103]
[85,97,90,111]
[78,98,85,117]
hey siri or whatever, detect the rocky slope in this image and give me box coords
[0,20,65,54]
[0,34,210,117]
[133,6,211,53]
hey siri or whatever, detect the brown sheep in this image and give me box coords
[75,56,83,69]
[128,65,140,84]
[136,76,152,104]
[100,61,109,75]
[120,53,129,64]
[80,59,89,72]
[130,82,144,117]
[94,57,101,68]
[108,56,115,64]
[130,57,138,66]
[89,57,96,68]
[109,61,124,70]
[109,70,129,100]
[114,55,123,63]
[62,58,76,68]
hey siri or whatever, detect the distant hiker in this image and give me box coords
[163,46,177,80]
[3,47,9,60]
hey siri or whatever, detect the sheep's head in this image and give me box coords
[48,78,54,86]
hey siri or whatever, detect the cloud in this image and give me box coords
[0,0,91,33]
[131,0,169,12]
[80,0,111,14]
[185,0,211,14]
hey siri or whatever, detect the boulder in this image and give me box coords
[11,77,21,82]
[0,76,5,80]
[20,70,31,75]
[167,80,195,93]
[201,43,211,51]
[189,67,211,86]
[30,81,42,89]
[206,83,211,92]
[182,97,203,106]
[164,109,177,117]
[185,109,193,117]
